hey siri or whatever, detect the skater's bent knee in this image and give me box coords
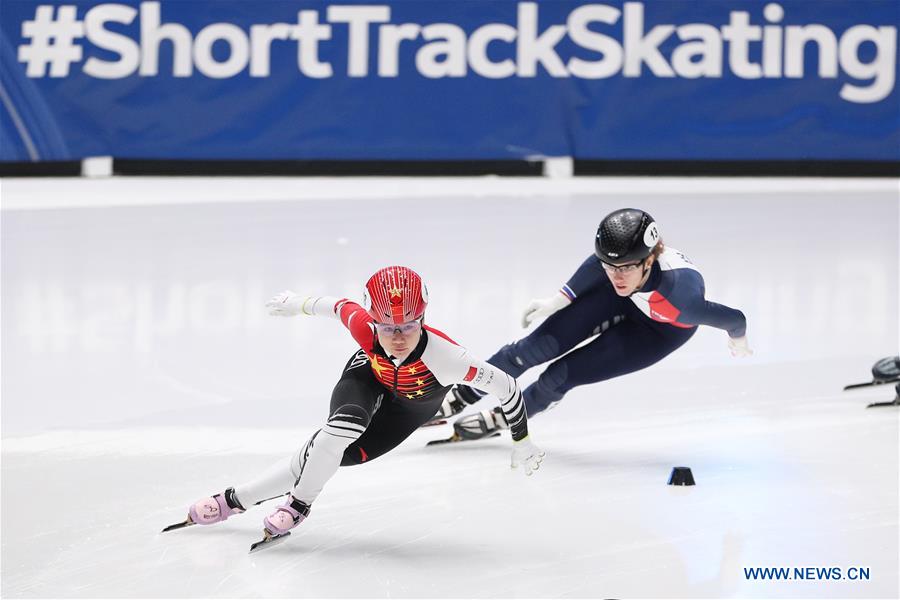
[323,403,370,439]
[498,335,559,371]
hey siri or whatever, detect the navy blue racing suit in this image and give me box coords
[465,247,747,415]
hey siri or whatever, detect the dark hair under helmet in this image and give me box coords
[594,208,660,265]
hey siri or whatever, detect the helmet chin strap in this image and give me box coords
[628,259,653,297]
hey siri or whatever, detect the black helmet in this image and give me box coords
[595,208,660,265]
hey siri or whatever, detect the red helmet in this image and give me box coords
[362,266,428,324]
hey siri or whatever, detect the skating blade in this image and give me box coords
[426,432,500,446]
[249,531,291,553]
[161,518,194,533]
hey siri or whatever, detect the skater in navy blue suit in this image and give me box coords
[438,208,752,439]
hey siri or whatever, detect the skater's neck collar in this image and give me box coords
[376,329,428,366]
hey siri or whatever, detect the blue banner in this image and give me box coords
[1,1,897,162]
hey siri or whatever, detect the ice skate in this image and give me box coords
[250,496,311,553]
[162,487,245,533]
[435,406,509,443]
[453,406,508,440]
[427,407,509,445]
[422,386,469,427]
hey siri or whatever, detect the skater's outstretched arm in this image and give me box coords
[648,268,752,357]
[520,254,606,328]
[266,291,381,349]
[423,334,544,475]
[266,291,343,319]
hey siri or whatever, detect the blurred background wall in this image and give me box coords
[1,1,897,175]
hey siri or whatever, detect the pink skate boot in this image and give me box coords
[162,488,244,533]
[162,487,246,533]
[249,496,312,552]
[189,487,245,525]
[263,496,311,535]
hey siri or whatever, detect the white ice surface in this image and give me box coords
[1,176,898,598]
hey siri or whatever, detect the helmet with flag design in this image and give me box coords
[362,266,429,324]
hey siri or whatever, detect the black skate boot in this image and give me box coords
[422,386,475,426]
[453,406,508,440]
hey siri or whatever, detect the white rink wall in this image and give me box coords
[1,176,897,437]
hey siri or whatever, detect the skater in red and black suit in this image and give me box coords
[170,266,543,548]
[439,208,752,440]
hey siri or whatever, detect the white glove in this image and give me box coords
[266,290,308,317]
[728,335,753,357]
[521,293,572,328]
[510,436,545,476]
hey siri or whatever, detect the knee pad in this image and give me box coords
[495,335,559,374]
[323,403,370,440]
